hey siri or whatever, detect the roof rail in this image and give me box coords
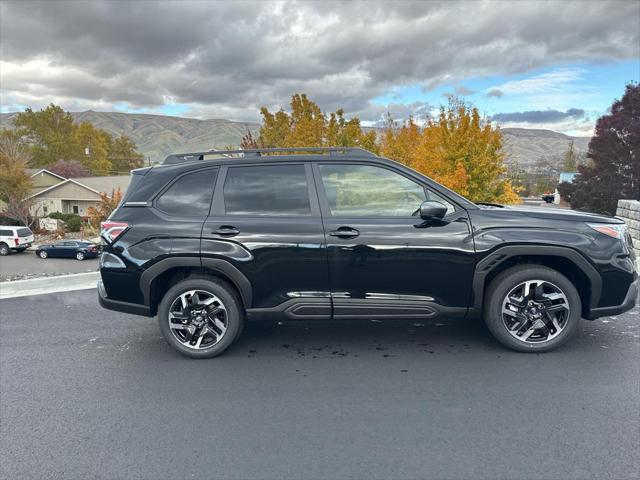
[162,147,377,165]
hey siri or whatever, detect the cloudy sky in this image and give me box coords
[1,0,638,135]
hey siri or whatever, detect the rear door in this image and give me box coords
[201,162,330,319]
[313,162,476,319]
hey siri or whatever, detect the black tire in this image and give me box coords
[76,251,85,261]
[483,265,582,353]
[38,250,48,259]
[0,243,9,256]
[158,276,245,358]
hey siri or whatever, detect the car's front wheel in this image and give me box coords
[483,265,581,352]
[158,276,244,358]
[38,250,48,259]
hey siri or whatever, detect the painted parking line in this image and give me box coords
[0,272,100,299]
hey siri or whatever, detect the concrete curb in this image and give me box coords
[0,272,100,299]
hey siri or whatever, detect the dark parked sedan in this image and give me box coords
[36,240,101,261]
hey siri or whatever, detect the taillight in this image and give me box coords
[101,220,129,243]
[14,237,19,246]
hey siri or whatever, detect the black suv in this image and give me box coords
[97,147,637,358]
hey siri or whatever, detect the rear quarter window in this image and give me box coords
[17,228,32,237]
[155,168,217,216]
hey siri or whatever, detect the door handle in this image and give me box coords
[213,226,240,236]
[329,227,360,238]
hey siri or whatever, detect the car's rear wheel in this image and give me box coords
[0,243,9,256]
[76,251,85,261]
[158,276,244,358]
[38,250,48,259]
[484,265,581,352]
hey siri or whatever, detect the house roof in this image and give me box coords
[28,168,67,181]
[28,178,102,199]
[72,176,131,195]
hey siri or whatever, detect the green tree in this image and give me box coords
[74,122,112,175]
[14,104,78,166]
[561,141,579,171]
[107,135,145,171]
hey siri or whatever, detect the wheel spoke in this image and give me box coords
[520,326,536,340]
[170,322,191,331]
[546,304,568,313]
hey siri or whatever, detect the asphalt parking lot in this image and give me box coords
[1,289,638,479]
[0,251,98,281]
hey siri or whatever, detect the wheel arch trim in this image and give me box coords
[472,245,601,311]
[139,256,253,309]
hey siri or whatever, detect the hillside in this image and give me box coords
[1,111,590,172]
[0,111,260,164]
[500,128,590,173]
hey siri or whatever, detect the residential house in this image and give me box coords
[25,170,131,217]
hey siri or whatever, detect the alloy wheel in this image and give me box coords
[39,250,47,259]
[501,280,570,343]
[76,252,85,261]
[0,244,8,256]
[168,289,228,350]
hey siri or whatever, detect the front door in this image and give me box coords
[313,162,476,320]
[202,163,330,320]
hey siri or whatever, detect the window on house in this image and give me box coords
[73,206,79,214]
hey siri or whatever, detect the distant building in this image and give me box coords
[555,172,578,205]
[25,169,131,217]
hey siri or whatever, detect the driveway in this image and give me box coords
[0,251,98,281]
[1,289,638,479]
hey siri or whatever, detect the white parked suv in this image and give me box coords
[0,226,35,256]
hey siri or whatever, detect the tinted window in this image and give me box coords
[0,230,11,236]
[319,164,426,217]
[224,165,311,216]
[156,169,217,216]
[17,228,32,237]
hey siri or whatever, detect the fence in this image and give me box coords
[616,199,640,263]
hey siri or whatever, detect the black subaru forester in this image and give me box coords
[98,147,637,358]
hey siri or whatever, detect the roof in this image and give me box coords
[28,168,67,181]
[28,175,131,199]
[28,178,102,199]
[72,176,131,195]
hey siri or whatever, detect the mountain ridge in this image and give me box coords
[0,110,590,172]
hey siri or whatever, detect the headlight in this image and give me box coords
[586,222,626,240]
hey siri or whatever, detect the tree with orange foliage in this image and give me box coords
[381,98,519,204]
[87,188,122,229]
[258,94,378,153]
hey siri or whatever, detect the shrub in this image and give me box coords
[47,212,83,232]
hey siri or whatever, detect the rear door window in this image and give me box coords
[223,165,311,216]
[156,168,217,216]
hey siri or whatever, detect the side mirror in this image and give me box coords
[419,200,447,220]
